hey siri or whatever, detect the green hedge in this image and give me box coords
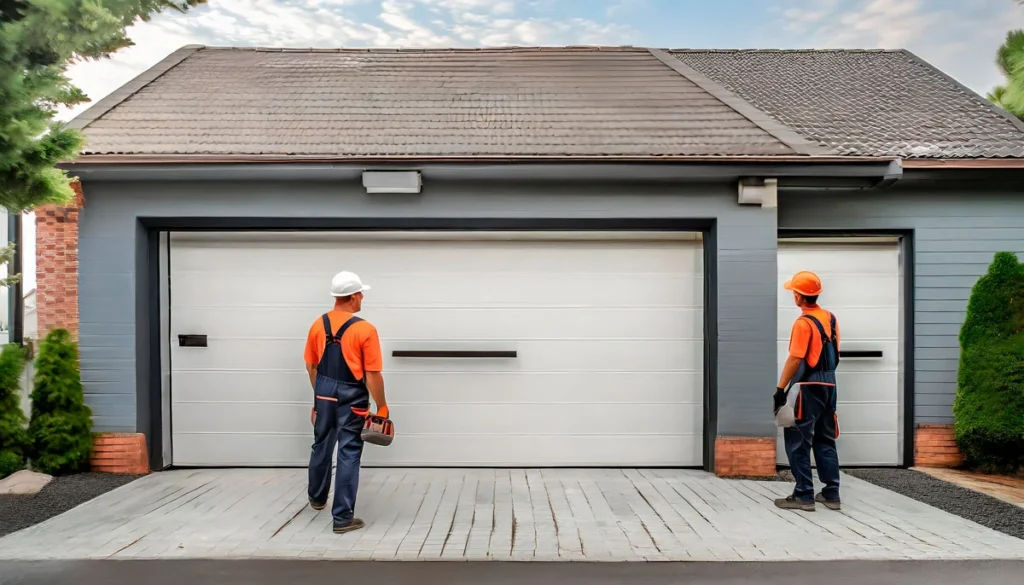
[953,252,1024,473]
[0,343,28,478]
[28,329,92,475]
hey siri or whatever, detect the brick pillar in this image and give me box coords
[35,181,83,340]
[714,437,777,479]
[914,424,964,468]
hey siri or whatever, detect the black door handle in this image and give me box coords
[839,350,882,358]
[178,334,208,347]
[392,350,516,358]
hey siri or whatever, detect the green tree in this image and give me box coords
[953,252,1024,473]
[28,328,92,475]
[0,343,28,478]
[988,29,1024,120]
[1,0,206,212]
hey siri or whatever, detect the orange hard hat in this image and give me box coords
[783,270,823,296]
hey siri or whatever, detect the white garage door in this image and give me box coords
[777,240,902,466]
[169,231,704,467]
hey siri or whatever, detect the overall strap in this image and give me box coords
[333,316,364,340]
[802,314,830,343]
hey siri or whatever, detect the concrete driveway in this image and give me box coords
[0,468,1021,562]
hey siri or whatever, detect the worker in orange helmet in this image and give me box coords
[774,270,842,512]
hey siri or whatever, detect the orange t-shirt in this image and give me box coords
[303,311,383,380]
[788,305,840,368]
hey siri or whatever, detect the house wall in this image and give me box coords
[74,178,779,465]
[779,177,1024,425]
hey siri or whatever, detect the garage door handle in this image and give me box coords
[392,350,517,358]
[839,350,882,358]
[178,334,208,348]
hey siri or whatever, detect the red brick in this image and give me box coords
[90,432,149,475]
[35,181,83,340]
[914,424,964,468]
[714,437,776,479]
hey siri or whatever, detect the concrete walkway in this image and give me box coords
[1,468,1022,562]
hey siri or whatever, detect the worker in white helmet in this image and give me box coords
[303,271,388,534]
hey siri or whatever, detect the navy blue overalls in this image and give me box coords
[783,312,841,503]
[308,314,370,525]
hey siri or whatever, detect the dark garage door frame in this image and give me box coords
[137,217,721,472]
[778,228,917,468]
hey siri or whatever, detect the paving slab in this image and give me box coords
[0,468,1022,561]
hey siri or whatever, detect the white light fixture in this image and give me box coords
[737,178,778,207]
[362,171,422,194]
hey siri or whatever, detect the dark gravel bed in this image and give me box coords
[0,472,142,538]
[846,468,1024,541]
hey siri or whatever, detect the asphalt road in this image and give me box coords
[3,560,1024,585]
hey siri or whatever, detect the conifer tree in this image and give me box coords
[28,329,92,475]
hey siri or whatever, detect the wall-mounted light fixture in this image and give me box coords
[737,177,777,207]
[362,171,422,194]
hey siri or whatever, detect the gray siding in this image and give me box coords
[78,178,778,440]
[779,183,1024,425]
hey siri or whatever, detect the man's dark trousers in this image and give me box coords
[308,376,367,525]
[783,383,840,502]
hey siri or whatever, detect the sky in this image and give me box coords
[16,0,1024,293]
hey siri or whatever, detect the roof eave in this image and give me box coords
[62,153,896,165]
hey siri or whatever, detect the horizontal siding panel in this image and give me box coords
[915,276,987,289]
[916,336,959,349]
[915,405,955,421]
[914,393,955,407]
[916,300,969,312]
[916,289,970,301]
[915,323,963,336]
[915,312,966,325]
[916,228,1024,240]
[915,382,956,395]
[916,252,1022,265]
[915,370,957,383]
[90,416,137,433]
[918,240,1024,253]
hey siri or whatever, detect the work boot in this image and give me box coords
[774,495,815,511]
[815,492,841,510]
[309,497,326,511]
[333,518,365,534]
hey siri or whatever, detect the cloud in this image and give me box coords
[58,0,634,121]
[772,0,1024,96]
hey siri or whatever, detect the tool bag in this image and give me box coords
[361,413,395,446]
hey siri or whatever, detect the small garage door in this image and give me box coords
[777,240,902,466]
[169,231,704,467]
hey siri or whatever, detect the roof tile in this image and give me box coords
[77,47,795,157]
[670,49,1024,158]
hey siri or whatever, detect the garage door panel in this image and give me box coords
[172,241,702,275]
[835,402,899,433]
[171,306,703,341]
[174,339,703,373]
[778,246,897,273]
[774,431,899,468]
[365,435,702,467]
[171,233,704,467]
[173,402,702,436]
[834,372,900,403]
[171,273,703,308]
[776,309,899,339]
[777,241,901,467]
[775,341,900,372]
[171,371,704,405]
[171,433,703,467]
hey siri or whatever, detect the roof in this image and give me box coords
[671,49,1024,159]
[69,45,1024,162]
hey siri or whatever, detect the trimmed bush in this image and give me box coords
[28,329,93,475]
[0,343,29,478]
[953,252,1024,473]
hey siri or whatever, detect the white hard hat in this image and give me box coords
[330,271,371,297]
